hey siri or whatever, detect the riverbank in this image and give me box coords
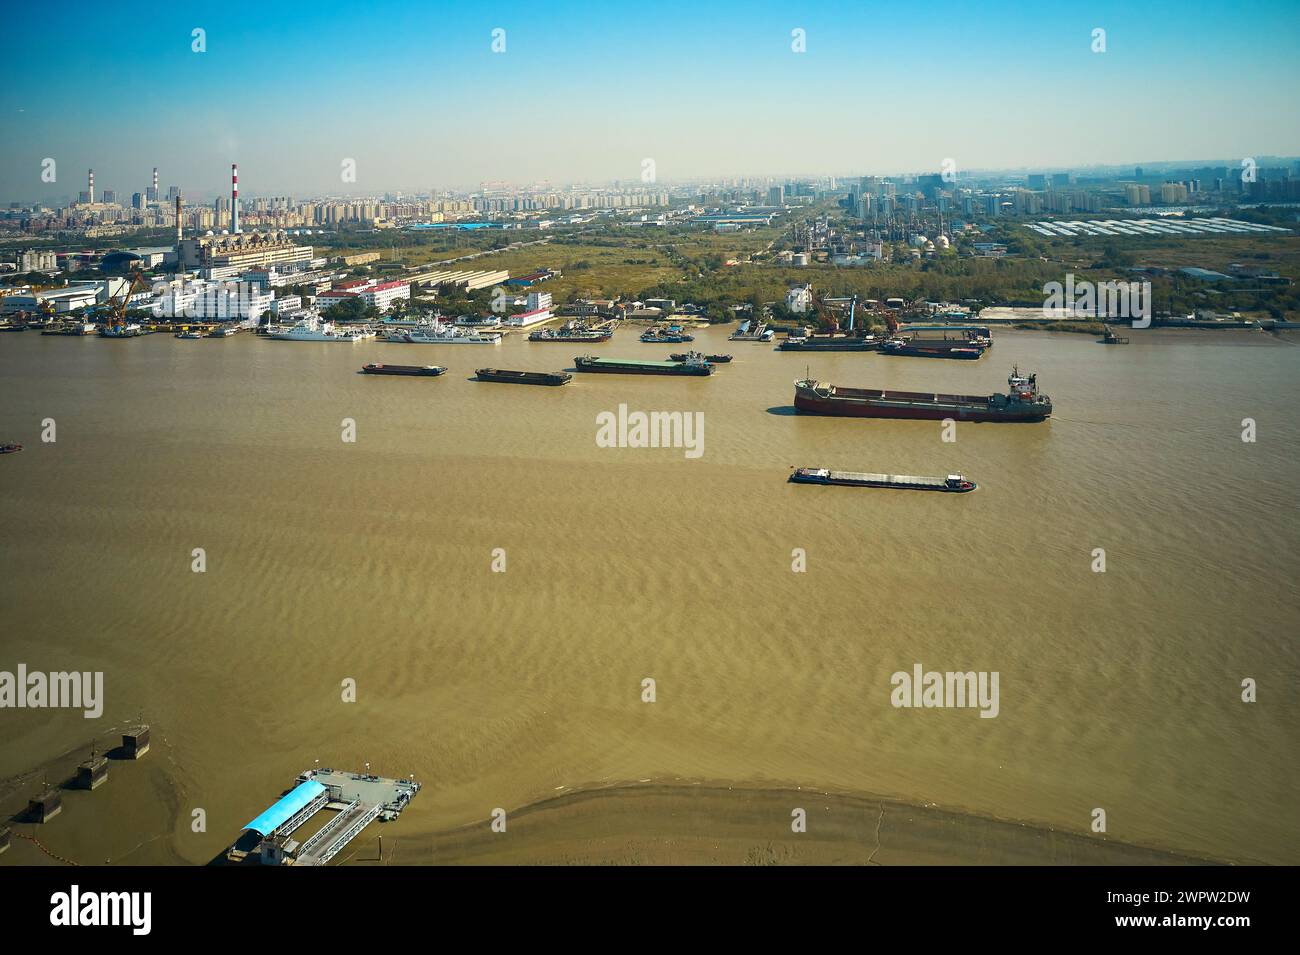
[1,733,1225,866]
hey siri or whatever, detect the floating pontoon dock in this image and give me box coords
[229,768,420,866]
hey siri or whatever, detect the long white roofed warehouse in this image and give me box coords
[225,769,420,866]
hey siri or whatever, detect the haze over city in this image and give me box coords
[3,0,1300,202]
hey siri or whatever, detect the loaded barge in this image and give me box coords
[794,367,1051,422]
[575,354,713,376]
[362,363,446,376]
[779,335,880,352]
[790,468,975,492]
[671,352,731,363]
[476,368,572,385]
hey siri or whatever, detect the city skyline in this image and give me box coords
[3,0,1300,203]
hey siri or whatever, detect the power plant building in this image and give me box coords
[178,230,314,279]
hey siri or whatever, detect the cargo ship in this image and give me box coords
[640,325,695,343]
[790,467,975,492]
[529,321,612,343]
[475,368,572,386]
[575,354,713,376]
[362,363,447,377]
[671,352,731,363]
[880,338,983,359]
[779,335,880,352]
[794,367,1051,422]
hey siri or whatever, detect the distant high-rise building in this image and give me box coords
[102,190,116,204]
[132,192,144,210]
[767,185,785,205]
[1027,173,1049,190]
[1135,166,1144,179]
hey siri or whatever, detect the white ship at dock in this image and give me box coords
[386,319,502,344]
[269,314,372,342]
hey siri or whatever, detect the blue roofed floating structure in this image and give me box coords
[242,779,328,837]
[227,769,421,866]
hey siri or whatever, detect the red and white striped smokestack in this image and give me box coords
[152,167,158,193]
[88,169,95,204]
[231,163,239,233]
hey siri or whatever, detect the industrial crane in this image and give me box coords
[101,270,148,336]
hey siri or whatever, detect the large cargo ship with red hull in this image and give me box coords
[793,367,1051,422]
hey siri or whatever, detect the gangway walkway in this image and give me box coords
[296,800,382,866]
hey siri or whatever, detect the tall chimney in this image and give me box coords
[231,163,239,234]
[88,169,95,204]
[175,194,183,246]
[152,167,158,195]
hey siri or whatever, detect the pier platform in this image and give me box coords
[228,768,420,866]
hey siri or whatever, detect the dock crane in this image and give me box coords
[99,270,148,337]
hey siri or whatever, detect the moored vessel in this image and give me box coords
[270,316,369,342]
[779,335,880,352]
[575,354,713,376]
[530,321,612,343]
[475,368,572,386]
[1,442,22,454]
[793,367,1051,422]
[880,338,983,359]
[730,319,774,341]
[387,320,502,345]
[362,363,447,377]
[790,467,975,492]
[671,352,731,363]
[640,325,694,343]
[98,322,145,338]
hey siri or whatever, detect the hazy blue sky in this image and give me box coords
[2,0,1298,202]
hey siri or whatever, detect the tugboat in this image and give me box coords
[790,467,975,492]
[475,368,572,386]
[175,330,204,339]
[1,442,22,454]
[794,367,1051,422]
[361,363,447,377]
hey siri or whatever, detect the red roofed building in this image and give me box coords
[356,280,410,312]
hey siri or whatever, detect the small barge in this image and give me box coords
[362,363,447,376]
[790,467,975,492]
[575,354,713,376]
[476,368,572,385]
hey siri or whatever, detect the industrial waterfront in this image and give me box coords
[1,325,1297,865]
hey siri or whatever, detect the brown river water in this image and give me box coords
[1,325,1297,864]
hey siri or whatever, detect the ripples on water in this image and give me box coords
[0,327,1296,863]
